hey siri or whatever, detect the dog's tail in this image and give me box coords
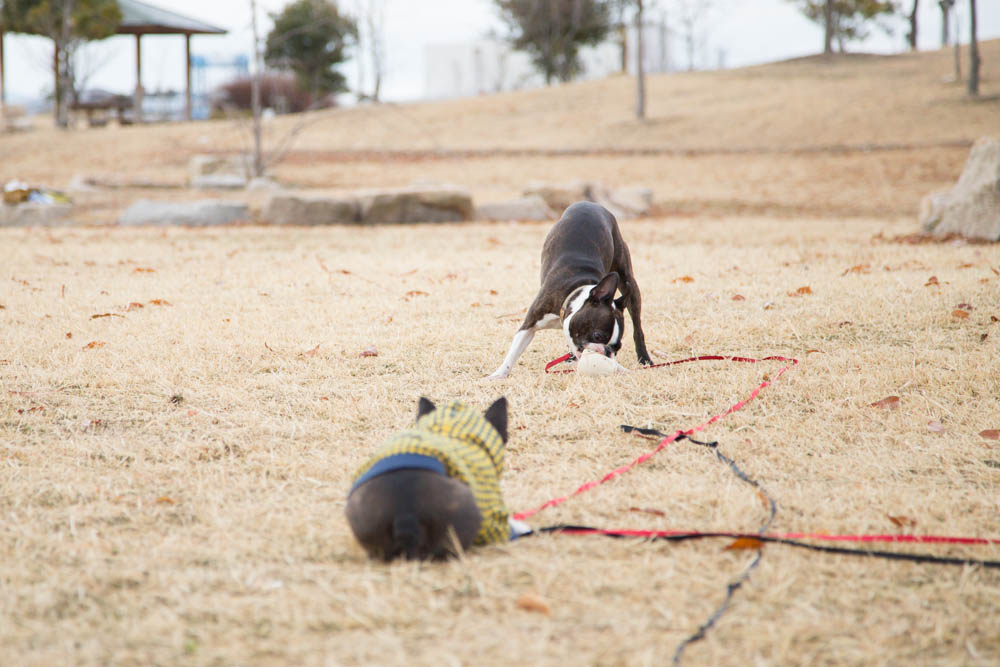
[392,513,425,560]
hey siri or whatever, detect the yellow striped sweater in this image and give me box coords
[350,401,510,545]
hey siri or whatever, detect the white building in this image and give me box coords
[424,22,671,100]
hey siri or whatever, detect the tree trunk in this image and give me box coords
[939,1,950,46]
[907,0,919,50]
[635,0,645,119]
[823,0,834,54]
[968,0,979,96]
[250,0,264,176]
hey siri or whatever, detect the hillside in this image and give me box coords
[1,40,997,221]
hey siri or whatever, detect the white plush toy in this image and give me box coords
[576,350,625,376]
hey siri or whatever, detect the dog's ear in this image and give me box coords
[483,397,508,443]
[590,272,619,304]
[417,397,436,419]
[614,295,627,311]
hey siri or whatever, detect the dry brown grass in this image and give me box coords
[2,216,999,666]
[2,40,1000,666]
[2,40,999,223]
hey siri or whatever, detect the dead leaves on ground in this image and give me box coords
[869,395,900,410]
[724,537,764,551]
[887,514,917,529]
[516,592,552,616]
[787,285,812,297]
[981,430,1000,441]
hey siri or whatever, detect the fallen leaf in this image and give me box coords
[65,332,72,339]
[628,507,666,517]
[924,276,939,287]
[787,286,812,296]
[489,289,498,295]
[806,349,824,355]
[264,342,277,353]
[993,316,999,323]
[958,262,975,269]
[17,406,45,414]
[842,264,870,275]
[83,341,106,350]
[359,345,378,358]
[148,299,171,306]
[838,321,853,327]
[126,302,144,311]
[869,396,900,410]
[133,267,156,273]
[302,344,320,357]
[952,309,970,320]
[724,537,764,551]
[404,290,429,300]
[992,267,1000,276]
[516,593,552,616]
[955,302,974,311]
[568,402,580,408]
[79,418,103,430]
[672,275,694,284]
[320,396,329,401]
[731,294,746,301]
[186,410,198,417]
[926,420,946,433]
[981,333,989,343]
[756,490,771,510]
[980,430,1000,441]
[0,304,6,309]
[762,301,775,310]
[90,313,124,319]
[887,514,917,528]
[155,496,176,505]
[470,302,482,307]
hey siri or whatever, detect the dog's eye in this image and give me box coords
[589,332,608,343]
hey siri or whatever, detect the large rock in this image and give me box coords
[0,203,73,227]
[920,137,1000,241]
[476,195,555,222]
[263,193,360,225]
[524,181,654,220]
[189,154,248,190]
[118,199,249,226]
[524,181,592,214]
[357,185,474,223]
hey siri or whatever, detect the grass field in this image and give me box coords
[2,42,1000,666]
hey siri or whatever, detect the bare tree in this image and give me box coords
[967,0,978,96]
[670,0,713,71]
[250,0,264,177]
[635,0,645,118]
[354,0,387,102]
[905,0,919,50]
[937,0,953,46]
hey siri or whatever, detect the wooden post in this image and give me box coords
[185,33,192,121]
[134,34,144,123]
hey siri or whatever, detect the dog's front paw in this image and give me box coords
[638,353,653,366]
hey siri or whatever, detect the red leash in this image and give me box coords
[522,352,1000,552]
[516,353,799,520]
[545,527,1000,546]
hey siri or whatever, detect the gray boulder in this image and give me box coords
[0,203,73,227]
[524,181,591,214]
[263,193,360,225]
[189,154,248,190]
[920,137,1000,241]
[358,185,474,223]
[524,181,654,220]
[476,195,555,222]
[118,199,249,226]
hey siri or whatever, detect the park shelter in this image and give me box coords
[0,0,227,122]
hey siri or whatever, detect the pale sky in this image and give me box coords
[2,0,997,104]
